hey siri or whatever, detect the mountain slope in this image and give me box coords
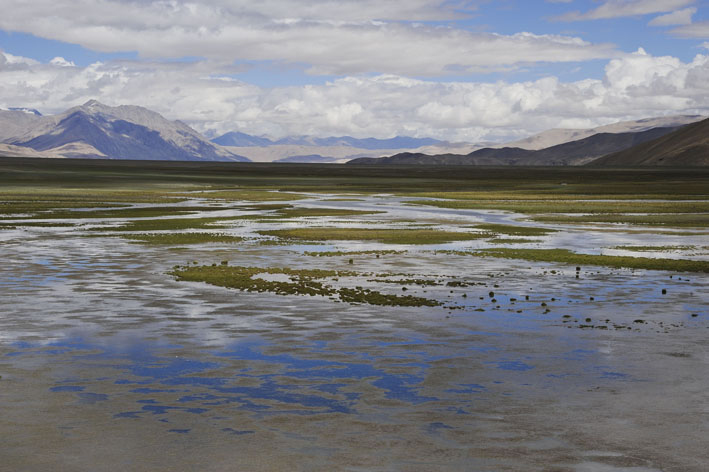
[348,126,681,166]
[505,115,703,150]
[0,109,47,141]
[589,117,709,167]
[3,100,249,162]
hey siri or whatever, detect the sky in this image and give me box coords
[1,0,709,142]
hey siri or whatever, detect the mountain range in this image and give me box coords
[590,117,709,167]
[0,100,248,161]
[347,125,685,166]
[213,132,442,150]
[0,100,706,166]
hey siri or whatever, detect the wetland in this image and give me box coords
[1,158,708,471]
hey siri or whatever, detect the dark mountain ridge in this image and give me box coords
[589,117,709,167]
[348,126,681,166]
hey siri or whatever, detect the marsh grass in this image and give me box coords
[474,224,556,236]
[259,227,489,244]
[14,206,234,220]
[180,189,306,201]
[408,199,709,214]
[304,250,406,257]
[0,221,77,228]
[487,238,542,244]
[611,245,697,252]
[0,201,128,215]
[273,208,384,218]
[171,264,439,306]
[92,216,238,232]
[473,248,709,273]
[124,233,243,245]
[533,213,709,228]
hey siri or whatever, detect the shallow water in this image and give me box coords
[1,193,707,471]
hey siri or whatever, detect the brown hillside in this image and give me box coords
[589,117,709,166]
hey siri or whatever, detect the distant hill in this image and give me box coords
[274,155,343,163]
[589,117,709,167]
[212,132,442,150]
[211,131,275,147]
[505,115,704,150]
[2,101,249,162]
[348,126,681,166]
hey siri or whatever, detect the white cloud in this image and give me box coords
[2,49,709,142]
[672,20,709,37]
[649,7,696,26]
[557,0,695,21]
[0,0,617,76]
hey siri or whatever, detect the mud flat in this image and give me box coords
[1,159,708,471]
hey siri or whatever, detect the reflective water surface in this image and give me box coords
[1,194,707,471]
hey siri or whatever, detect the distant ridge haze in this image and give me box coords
[212,132,443,150]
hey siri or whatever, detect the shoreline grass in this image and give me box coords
[472,248,709,273]
[171,264,439,307]
[407,199,709,214]
[532,213,709,228]
[473,223,556,236]
[259,227,489,245]
[123,233,243,245]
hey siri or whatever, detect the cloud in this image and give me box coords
[649,7,696,26]
[0,0,617,76]
[557,0,695,21]
[672,20,709,37]
[2,49,708,142]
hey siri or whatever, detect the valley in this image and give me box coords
[1,158,707,471]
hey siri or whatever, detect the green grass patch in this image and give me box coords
[259,227,488,245]
[473,248,709,273]
[305,250,406,257]
[123,233,243,245]
[274,208,383,218]
[93,216,238,232]
[0,221,77,228]
[170,264,439,307]
[228,207,383,220]
[487,238,541,244]
[0,201,128,215]
[533,213,709,228]
[181,189,306,202]
[14,206,233,220]
[408,199,709,214]
[611,245,707,252]
[474,223,556,236]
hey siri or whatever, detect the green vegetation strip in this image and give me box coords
[171,264,439,307]
[0,221,77,228]
[408,200,709,214]
[124,233,243,245]
[305,250,406,257]
[473,248,709,273]
[180,189,306,201]
[92,216,240,232]
[260,228,487,244]
[612,245,697,252]
[533,213,709,228]
[487,238,541,244]
[474,224,556,236]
